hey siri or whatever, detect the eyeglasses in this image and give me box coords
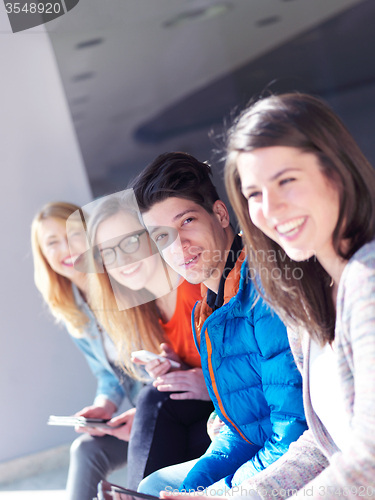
[73,226,179,273]
[96,230,147,266]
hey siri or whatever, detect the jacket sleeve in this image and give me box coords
[180,424,261,491]
[238,295,307,482]
[70,334,126,409]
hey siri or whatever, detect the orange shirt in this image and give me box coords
[159,279,202,368]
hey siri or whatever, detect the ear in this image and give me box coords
[212,200,230,229]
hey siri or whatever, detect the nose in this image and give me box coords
[168,233,187,256]
[114,247,134,266]
[262,188,285,219]
[62,237,70,252]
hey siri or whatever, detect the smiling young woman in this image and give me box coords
[221,93,375,498]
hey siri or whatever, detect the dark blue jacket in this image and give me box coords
[181,252,307,490]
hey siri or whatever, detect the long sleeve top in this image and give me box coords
[242,240,375,499]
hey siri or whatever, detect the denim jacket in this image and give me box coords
[70,285,140,409]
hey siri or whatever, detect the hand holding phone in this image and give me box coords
[131,350,180,369]
[100,408,136,442]
[73,402,116,436]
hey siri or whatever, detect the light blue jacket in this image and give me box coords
[181,256,307,490]
[71,285,140,409]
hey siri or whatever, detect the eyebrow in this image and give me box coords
[242,167,301,191]
[149,209,199,235]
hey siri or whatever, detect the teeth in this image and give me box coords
[121,263,141,275]
[185,256,195,265]
[63,257,73,264]
[277,217,306,235]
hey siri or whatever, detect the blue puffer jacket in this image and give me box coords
[181,251,307,490]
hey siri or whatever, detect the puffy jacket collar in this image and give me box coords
[193,248,247,345]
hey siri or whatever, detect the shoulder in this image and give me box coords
[344,240,375,277]
[337,240,375,341]
[339,240,375,305]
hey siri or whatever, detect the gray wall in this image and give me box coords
[0,15,95,462]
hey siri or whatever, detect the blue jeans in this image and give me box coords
[138,425,262,496]
[138,460,240,497]
[138,459,198,496]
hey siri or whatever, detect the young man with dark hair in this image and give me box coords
[131,152,307,494]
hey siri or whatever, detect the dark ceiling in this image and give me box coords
[47,0,375,199]
[135,0,375,144]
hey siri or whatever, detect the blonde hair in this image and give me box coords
[87,193,167,379]
[31,201,88,337]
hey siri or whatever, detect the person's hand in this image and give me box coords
[132,343,186,379]
[100,408,137,442]
[97,480,126,500]
[74,399,116,436]
[207,413,225,440]
[153,368,211,400]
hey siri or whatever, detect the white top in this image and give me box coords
[309,338,351,452]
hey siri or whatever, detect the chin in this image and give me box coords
[187,268,212,285]
[185,276,201,285]
[123,280,146,291]
[285,248,316,262]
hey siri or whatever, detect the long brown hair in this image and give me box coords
[225,93,375,344]
[31,202,88,337]
[86,193,168,379]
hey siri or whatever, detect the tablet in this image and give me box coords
[98,480,159,500]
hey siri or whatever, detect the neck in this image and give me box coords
[204,225,235,294]
[151,263,180,323]
[145,258,180,298]
[318,248,348,295]
[70,273,88,297]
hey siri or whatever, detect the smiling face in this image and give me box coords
[95,211,160,291]
[38,217,87,282]
[237,146,341,264]
[141,197,232,291]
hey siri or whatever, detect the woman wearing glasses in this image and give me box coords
[73,192,214,490]
[32,200,212,500]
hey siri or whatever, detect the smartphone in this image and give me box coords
[131,349,180,368]
[98,480,159,500]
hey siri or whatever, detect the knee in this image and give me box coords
[138,464,186,496]
[136,383,167,410]
[138,473,160,496]
[70,434,103,464]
